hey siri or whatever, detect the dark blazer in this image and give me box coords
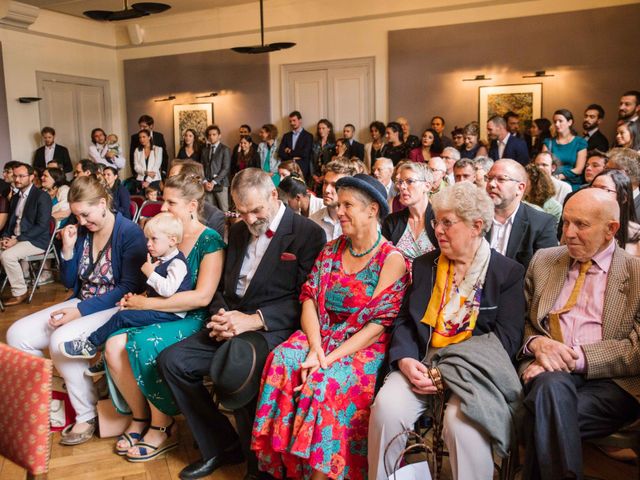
[231,141,259,168]
[381,203,437,247]
[278,129,314,178]
[202,202,225,238]
[129,131,169,177]
[201,143,232,187]
[61,213,147,316]
[388,249,525,365]
[349,140,365,161]
[111,183,132,219]
[586,129,609,153]
[176,145,202,163]
[489,134,530,166]
[634,195,640,222]
[2,186,52,250]
[33,144,72,174]
[487,202,558,270]
[209,206,326,349]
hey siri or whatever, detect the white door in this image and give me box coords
[328,65,372,141]
[40,80,81,162]
[287,69,328,132]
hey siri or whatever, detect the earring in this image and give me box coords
[191,213,194,220]
[102,208,106,218]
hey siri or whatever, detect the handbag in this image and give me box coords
[51,375,76,431]
[384,430,433,480]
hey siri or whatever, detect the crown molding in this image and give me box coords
[0,1,39,29]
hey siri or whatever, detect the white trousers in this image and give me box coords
[368,370,494,480]
[0,240,44,296]
[7,298,119,422]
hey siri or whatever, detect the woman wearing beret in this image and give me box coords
[251,174,410,480]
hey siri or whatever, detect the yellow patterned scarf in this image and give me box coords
[421,239,491,347]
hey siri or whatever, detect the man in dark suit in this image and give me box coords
[278,110,314,180]
[158,168,326,480]
[128,114,169,177]
[582,104,610,152]
[201,125,231,212]
[431,115,453,148]
[343,124,365,160]
[504,111,522,138]
[487,115,530,166]
[33,126,73,174]
[0,162,52,306]
[485,159,557,269]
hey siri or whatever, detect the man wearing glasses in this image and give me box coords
[0,163,52,305]
[485,159,557,269]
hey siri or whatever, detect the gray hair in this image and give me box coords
[442,146,461,161]
[395,161,433,183]
[608,148,640,184]
[373,157,394,171]
[474,156,494,172]
[463,122,480,137]
[431,182,494,233]
[488,115,507,128]
[231,167,276,202]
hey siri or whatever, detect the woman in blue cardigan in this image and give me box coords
[7,175,147,446]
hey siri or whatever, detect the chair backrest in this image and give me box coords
[49,217,56,235]
[129,201,138,220]
[138,201,163,221]
[130,195,145,209]
[0,343,52,476]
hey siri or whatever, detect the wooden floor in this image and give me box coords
[0,283,635,479]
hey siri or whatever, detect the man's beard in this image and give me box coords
[247,217,270,237]
[619,110,634,121]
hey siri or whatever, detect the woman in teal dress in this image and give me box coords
[104,173,225,462]
[542,109,588,190]
[257,123,281,186]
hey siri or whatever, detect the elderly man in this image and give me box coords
[485,159,557,269]
[441,146,461,185]
[453,158,476,183]
[487,115,529,166]
[158,169,325,480]
[396,116,420,150]
[428,156,448,193]
[473,155,494,190]
[372,157,396,201]
[533,152,572,205]
[519,188,640,480]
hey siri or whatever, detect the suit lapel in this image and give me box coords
[602,248,629,340]
[228,224,251,293]
[506,204,527,258]
[535,251,570,329]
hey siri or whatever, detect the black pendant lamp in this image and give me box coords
[84,0,171,21]
[231,0,295,54]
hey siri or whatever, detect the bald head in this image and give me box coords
[563,188,620,262]
[494,159,527,182]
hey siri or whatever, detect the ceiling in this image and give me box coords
[19,0,256,19]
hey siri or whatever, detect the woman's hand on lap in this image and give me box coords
[49,307,81,327]
[295,345,328,392]
[119,293,147,310]
[398,357,438,395]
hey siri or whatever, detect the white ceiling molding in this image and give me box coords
[0,0,40,29]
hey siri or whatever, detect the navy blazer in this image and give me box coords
[33,144,73,174]
[111,183,132,219]
[209,206,326,350]
[349,140,365,161]
[61,213,147,316]
[489,134,530,166]
[2,186,52,250]
[278,129,314,177]
[388,249,526,366]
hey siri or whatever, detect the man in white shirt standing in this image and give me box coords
[310,159,358,241]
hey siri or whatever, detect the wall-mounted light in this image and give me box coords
[522,70,554,78]
[18,97,42,103]
[154,95,176,102]
[195,92,219,99]
[462,74,492,82]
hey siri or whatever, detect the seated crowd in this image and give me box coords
[2,90,640,480]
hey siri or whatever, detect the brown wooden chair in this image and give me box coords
[587,425,640,480]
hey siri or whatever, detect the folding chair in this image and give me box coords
[130,195,145,210]
[129,200,138,221]
[135,200,163,224]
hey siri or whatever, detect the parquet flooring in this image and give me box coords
[0,283,634,479]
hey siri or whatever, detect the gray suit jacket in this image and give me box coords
[201,143,231,187]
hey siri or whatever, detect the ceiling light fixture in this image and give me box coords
[231,0,295,54]
[84,0,170,21]
[154,95,176,102]
[196,92,219,99]
[462,74,492,82]
[522,70,554,78]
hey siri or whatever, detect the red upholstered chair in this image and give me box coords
[0,342,53,478]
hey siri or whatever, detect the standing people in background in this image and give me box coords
[451,127,465,150]
[396,117,420,150]
[431,115,453,148]
[334,138,350,158]
[408,128,442,163]
[618,90,640,124]
[234,135,260,175]
[504,111,521,137]
[41,167,70,223]
[364,121,386,172]
[278,111,314,181]
[441,146,461,185]
[132,129,163,195]
[231,125,256,169]
[533,152,572,205]
[33,126,73,175]
[615,120,640,151]
[543,109,588,190]
[129,115,168,179]
[381,122,407,165]
[372,157,396,202]
[311,119,336,192]
[201,125,231,212]
[343,124,365,160]
[1,163,52,306]
[102,166,131,219]
[177,128,202,162]
[528,118,552,159]
[88,128,126,170]
[257,123,281,186]
[460,122,488,159]
[582,104,610,152]
[487,115,530,166]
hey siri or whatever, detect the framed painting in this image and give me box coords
[173,103,214,156]
[479,83,542,139]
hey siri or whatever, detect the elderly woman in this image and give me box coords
[252,174,410,480]
[104,173,225,462]
[8,176,147,445]
[382,162,437,262]
[368,182,526,480]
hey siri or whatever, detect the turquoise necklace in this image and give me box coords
[348,231,382,258]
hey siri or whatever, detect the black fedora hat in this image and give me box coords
[209,331,270,410]
[335,173,390,218]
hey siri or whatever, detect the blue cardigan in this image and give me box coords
[61,212,147,316]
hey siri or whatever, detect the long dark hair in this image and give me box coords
[102,166,121,190]
[91,127,107,145]
[423,128,443,155]
[533,118,552,143]
[591,169,637,247]
[138,128,154,150]
[553,109,578,136]
[182,128,201,154]
[386,121,404,143]
[316,119,336,144]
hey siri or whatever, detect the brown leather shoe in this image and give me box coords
[4,293,28,306]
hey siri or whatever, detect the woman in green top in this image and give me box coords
[104,173,226,462]
[542,109,588,190]
[258,123,281,186]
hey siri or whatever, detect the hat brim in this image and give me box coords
[335,176,390,218]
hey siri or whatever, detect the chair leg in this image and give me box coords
[29,259,48,304]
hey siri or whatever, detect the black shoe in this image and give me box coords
[179,445,244,479]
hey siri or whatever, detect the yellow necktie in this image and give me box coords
[548,260,592,342]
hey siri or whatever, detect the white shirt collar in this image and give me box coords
[45,143,56,150]
[266,201,286,237]
[20,183,34,198]
[500,133,511,145]
[493,202,520,226]
[157,247,180,262]
[634,187,639,199]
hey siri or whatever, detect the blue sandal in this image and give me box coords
[115,417,149,455]
[125,419,177,463]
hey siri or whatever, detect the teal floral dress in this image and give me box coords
[106,227,225,415]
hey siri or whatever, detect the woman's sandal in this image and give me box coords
[125,419,178,463]
[115,417,150,456]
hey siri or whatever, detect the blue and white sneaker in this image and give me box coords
[85,357,106,377]
[60,338,98,359]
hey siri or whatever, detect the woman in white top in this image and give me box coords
[133,129,163,194]
[88,128,125,170]
[41,166,70,223]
